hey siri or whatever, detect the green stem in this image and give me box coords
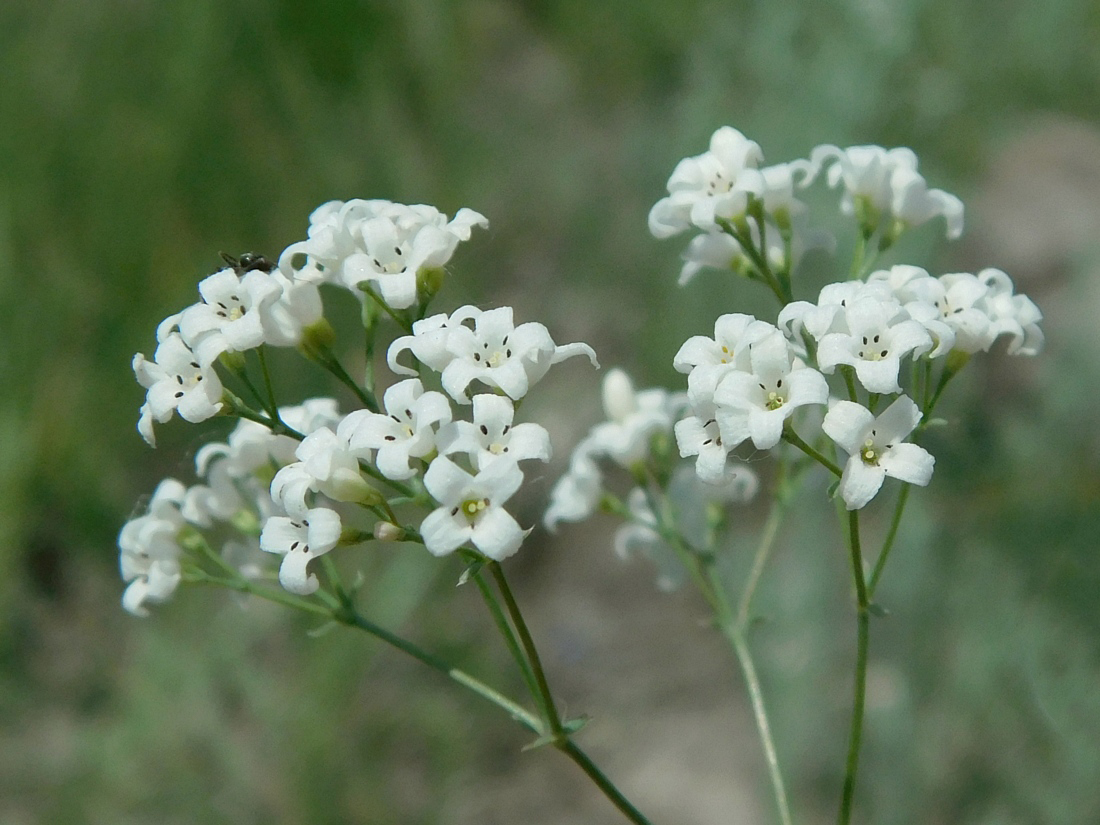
[649,488,793,825]
[337,605,542,733]
[782,428,842,477]
[556,738,655,825]
[723,624,794,825]
[360,282,414,333]
[735,494,786,632]
[320,350,379,412]
[487,560,564,736]
[838,510,870,825]
[463,556,542,707]
[868,483,910,598]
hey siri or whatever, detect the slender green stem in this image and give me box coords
[841,366,859,403]
[556,739,655,825]
[838,510,870,825]
[196,563,651,824]
[256,348,281,418]
[735,495,786,632]
[464,557,542,706]
[360,282,414,332]
[337,605,543,733]
[648,486,793,825]
[868,483,910,597]
[320,350,379,411]
[723,624,794,825]
[487,561,564,735]
[782,428,842,476]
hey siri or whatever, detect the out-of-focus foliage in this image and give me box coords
[1,0,1098,823]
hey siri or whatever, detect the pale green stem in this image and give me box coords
[487,560,564,736]
[648,488,793,825]
[838,510,870,825]
[868,483,910,598]
[782,428,842,477]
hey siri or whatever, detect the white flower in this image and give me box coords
[181,460,243,526]
[677,231,744,287]
[271,426,372,517]
[118,479,186,616]
[758,159,815,221]
[903,272,992,355]
[588,368,683,467]
[649,126,765,237]
[340,378,452,480]
[391,305,598,403]
[260,507,342,594]
[133,333,224,446]
[978,268,1044,356]
[543,444,604,532]
[674,313,775,396]
[712,329,829,450]
[810,144,963,239]
[437,394,551,471]
[777,279,896,344]
[177,268,284,363]
[822,396,934,510]
[262,271,325,347]
[816,297,932,393]
[675,391,734,485]
[420,456,526,560]
[278,199,486,307]
[889,164,964,240]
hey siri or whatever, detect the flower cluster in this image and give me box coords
[121,201,595,614]
[643,127,1043,511]
[648,127,966,288]
[545,368,759,586]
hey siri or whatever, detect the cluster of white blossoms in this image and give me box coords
[648,127,965,286]
[278,199,487,309]
[122,200,596,615]
[642,127,1043,511]
[544,368,759,585]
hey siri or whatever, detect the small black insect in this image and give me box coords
[219,251,276,274]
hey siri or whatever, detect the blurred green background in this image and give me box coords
[2,1,1099,823]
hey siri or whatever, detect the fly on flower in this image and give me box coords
[220,251,277,274]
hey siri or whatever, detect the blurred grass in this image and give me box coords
[1,0,1099,822]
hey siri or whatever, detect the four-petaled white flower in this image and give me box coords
[543,444,604,532]
[822,396,934,510]
[118,479,187,616]
[712,330,830,450]
[437,393,551,470]
[675,390,734,485]
[340,378,452,480]
[816,297,932,393]
[133,333,224,447]
[978,268,1044,356]
[649,126,765,237]
[178,267,284,363]
[260,507,343,594]
[390,305,598,403]
[588,368,684,467]
[674,313,775,396]
[420,456,526,560]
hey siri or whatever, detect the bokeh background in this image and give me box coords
[2,1,1099,823]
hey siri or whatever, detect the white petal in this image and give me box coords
[839,459,886,510]
[822,401,874,455]
[881,443,934,486]
[471,508,526,560]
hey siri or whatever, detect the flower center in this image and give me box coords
[460,497,489,521]
[860,439,881,465]
[857,333,890,361]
